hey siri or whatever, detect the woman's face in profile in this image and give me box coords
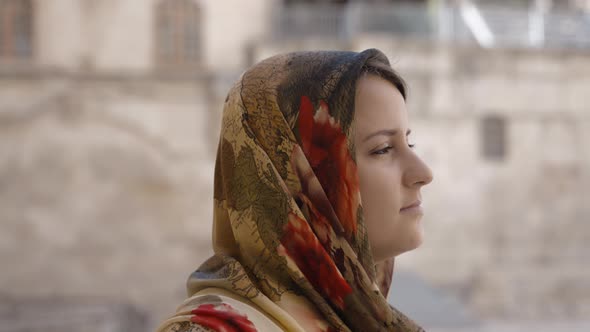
[354,74,434,262]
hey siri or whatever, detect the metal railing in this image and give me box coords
[273,2,590,51]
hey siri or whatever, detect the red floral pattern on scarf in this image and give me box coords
[190,303,258,332]
[297,95,360,240]
[280,212,353,309]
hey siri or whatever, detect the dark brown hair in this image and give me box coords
[360,57,408,100]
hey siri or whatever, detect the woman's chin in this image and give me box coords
[379,237,423,260]
[406,225,425,252]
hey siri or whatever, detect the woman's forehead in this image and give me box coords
[354,75,408,132]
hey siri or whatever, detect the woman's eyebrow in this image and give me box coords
[363,128,411,142]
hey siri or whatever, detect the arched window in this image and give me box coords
[0,0,34,59]
[155,0,202,68]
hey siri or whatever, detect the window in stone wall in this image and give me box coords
[155,0,202,69]
[481,114,507,161]
[0,0,34,59]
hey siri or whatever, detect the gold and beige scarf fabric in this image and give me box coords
[156,49,424,332]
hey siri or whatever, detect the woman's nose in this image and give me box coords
[403,153,434,188]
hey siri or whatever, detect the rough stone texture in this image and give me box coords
[428,320,590,332]
[33,0,273,73]
[0,294,148,332]
[0,75,229,330]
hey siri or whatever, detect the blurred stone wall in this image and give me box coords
[33,0,273,73]
[0,293,149,332]
[0,72,230,330]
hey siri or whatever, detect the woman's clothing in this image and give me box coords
[156,49,425,332]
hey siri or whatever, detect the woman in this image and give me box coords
[156,48,433,332]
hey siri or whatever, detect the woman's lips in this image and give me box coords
[400,200,423,214]
[400,205,423,214]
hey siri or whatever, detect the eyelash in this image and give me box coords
[372,143,415,155]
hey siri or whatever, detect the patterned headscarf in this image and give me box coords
[186,49,424,331]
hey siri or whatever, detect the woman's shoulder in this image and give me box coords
[156,287,285,332]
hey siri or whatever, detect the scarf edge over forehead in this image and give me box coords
[190,48,425,332]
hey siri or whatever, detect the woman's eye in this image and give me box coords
[371,142,415,155]
[372,146,393,155]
